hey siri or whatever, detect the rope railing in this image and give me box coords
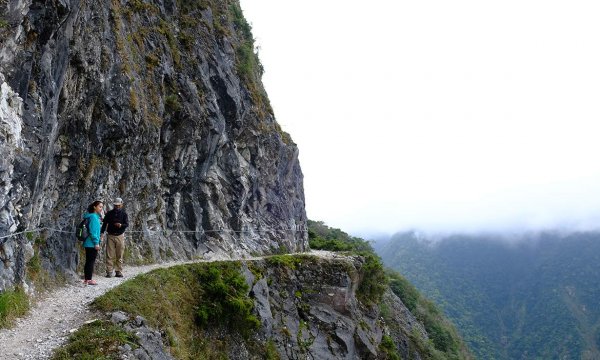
[0,225,308,241]
[0,229,45,240]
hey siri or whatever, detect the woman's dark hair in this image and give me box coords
[87,200,103,213]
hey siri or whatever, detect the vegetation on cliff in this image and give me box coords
[52,250,461,359]
[308,220,471,359]
[52,320,139,360]
[108,0,273,126]
[387,271,465,357]
[89,262,265,359]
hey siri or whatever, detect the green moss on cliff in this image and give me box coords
[265,340,280,359]
[164,94,181,113]
[229,1,261,84]
[107,0,276,132]
[92,262,261,358]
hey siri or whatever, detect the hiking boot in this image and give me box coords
[105,272,112,278]
[115,271,123,278]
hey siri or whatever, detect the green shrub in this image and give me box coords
[308,220,375,253]
[164,94,181,112]
[0,287,29,328]
[408,327,445,360]
[196,263,260,336]
[309,236,353,252]
[230,3,252,41]
[379,335,401,360]
[356,253,388,305]
[26,252,42,281]
[265,339,280,359]
[51,320,138,360]
[236,41,259,82]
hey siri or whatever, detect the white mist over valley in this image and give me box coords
[241,0,600,237]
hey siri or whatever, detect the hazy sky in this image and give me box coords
[239,0,600,236]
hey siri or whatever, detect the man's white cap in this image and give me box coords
[114,197,123,205]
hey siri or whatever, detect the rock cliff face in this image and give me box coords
[244,255,429,360]
[0,0,307,290]
[82,255,432,359]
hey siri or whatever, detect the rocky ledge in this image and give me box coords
[56,254,432,359]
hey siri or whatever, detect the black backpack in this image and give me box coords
[76,218,90,241]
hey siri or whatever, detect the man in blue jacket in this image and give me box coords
[101,197,129,278]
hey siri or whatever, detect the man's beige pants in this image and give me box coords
[106,234,125,273]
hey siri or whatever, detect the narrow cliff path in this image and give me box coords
[0,251,337,359]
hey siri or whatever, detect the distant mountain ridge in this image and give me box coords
[375,230,600,359]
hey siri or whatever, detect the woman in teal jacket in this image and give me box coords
[83,200,103,285]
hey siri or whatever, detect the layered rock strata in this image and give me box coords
[0,0,306,290]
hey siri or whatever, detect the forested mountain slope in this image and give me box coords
[377,231,600,359]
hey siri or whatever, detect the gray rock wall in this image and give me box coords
[244,256,428,360]
[0,0,307,290]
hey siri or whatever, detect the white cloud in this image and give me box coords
[240,0,600,235]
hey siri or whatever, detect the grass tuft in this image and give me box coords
[0,287,29,329]
[265,254,304,270]
[379,334,401,360]
[51,320,138,360]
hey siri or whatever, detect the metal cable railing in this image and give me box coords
[0,225,308,241]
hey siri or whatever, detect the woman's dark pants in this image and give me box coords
[84,247,98,281]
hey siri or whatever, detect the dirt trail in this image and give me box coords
[0,251,337,359]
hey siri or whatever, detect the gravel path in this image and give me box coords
[0,259,199,360]
[0,250,340,359]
